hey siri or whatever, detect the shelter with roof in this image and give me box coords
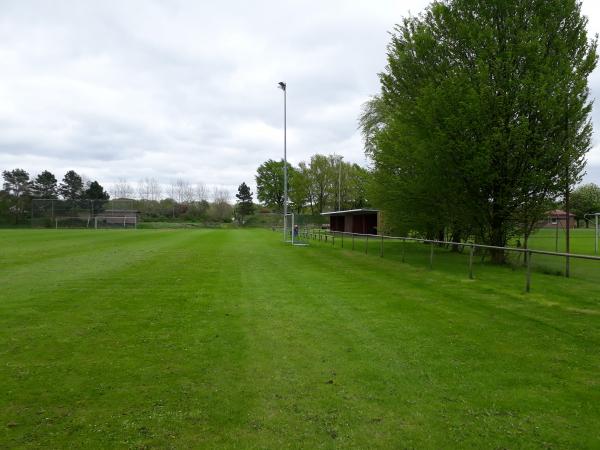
[321,208,380,234]
[539,209,576,229]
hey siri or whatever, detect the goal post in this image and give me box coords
[284,213,293,243]
[31,198,140,229]
[54,216,92,229]
[585,213,600,255]
[284,213,308,246]
[94,215,137,229]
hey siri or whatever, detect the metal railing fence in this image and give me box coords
[302,228,600,293]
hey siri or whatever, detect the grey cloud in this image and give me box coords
[1,0,600,193]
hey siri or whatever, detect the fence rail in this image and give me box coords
[301,228,600,293]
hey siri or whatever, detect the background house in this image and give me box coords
[539,209,576,229]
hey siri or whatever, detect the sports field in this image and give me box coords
[1,229,599,448]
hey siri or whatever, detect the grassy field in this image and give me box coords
[1,228,599,448]
[527,227,598,254]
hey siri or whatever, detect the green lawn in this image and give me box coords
[527,227,598,254]
[1,228,599,448]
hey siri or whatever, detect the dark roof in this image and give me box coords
[101,209,139,213]
[547,209,575,217]
[321,208,379,216]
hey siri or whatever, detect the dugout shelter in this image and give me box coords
[321,208,380,235]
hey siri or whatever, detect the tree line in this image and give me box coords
[110,178,255,224]
[1,169,109,224]
[0,168,258,225]
[255,153,370,215]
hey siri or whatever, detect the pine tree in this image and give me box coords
[59,170,84,201]
[2,168,31,223]
[85,180,110,201]
[85,180,110,215]
[31,171,58,199]
[235,182,254,224]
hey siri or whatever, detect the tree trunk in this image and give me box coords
[523,232,530,267]
[437,229,445,246]
[450,230,462,252]
[489,217,507,264]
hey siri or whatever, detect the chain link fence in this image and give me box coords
[31,199,139,228]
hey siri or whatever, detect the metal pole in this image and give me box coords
[526,250,532,292]
[338,156,342,211]
[279,82,288,243]
[555,218,559,253]
[352,233,355,251]
[341,232,344,248]
[565,189,571,278]
[401,239,405,263]
[469,245,474,279]
[380,234,383,257]
[429,242,434,269]
[594,214,598,255]
[365,234,369,254]
[564,97,571,278]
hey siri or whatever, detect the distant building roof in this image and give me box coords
[547,209,575,217]
[102,209,139,212]
[321,208,379,216]
[96,209,139,215]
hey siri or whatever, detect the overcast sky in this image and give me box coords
[1,0,600,197]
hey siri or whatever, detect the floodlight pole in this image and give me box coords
[338,155,343,211]
[279,81,288,242]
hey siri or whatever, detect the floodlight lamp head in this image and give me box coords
[278,81,286,91]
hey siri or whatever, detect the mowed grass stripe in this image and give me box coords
[0,229,206,285]
[235,231,600,448]
[1,229,599,448]
[1,230,254,448]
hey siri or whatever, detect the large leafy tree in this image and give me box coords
[362,0,597,261]
[570,183,600,227]
[255,156,371,214]
[308,154,335,214]
[31,170,58,199]
[289,165,311,214]
[345,164,370,210]
[235,182,254,224]
[2,168,31,223]
[255,159,293,212]
[59,170,84,201]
